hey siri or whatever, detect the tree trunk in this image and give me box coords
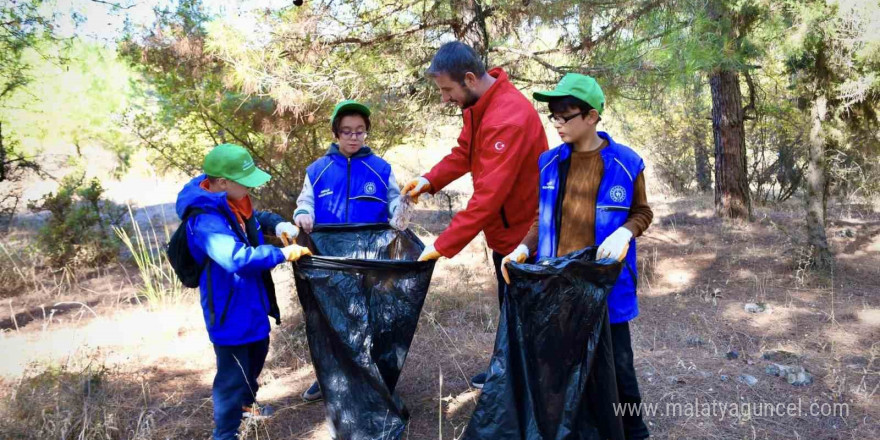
[0,122,6,182]
[709,68,752,220]
[806,94,834,271]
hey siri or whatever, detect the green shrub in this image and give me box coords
[27,172,128,269]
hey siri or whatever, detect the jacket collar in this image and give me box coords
[465,67,511,123]
[558,131,618,162]
[326,143,373,159]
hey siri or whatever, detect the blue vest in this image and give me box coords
[306,145,392,224]
[537,132,645,324]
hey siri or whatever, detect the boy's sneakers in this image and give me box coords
[241,403,274,420]
[301,380,322,402]
[470,372,487,389]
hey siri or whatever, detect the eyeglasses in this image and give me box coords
[339,130,368,139]
[548,111,587,125]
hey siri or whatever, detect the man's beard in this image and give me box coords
[461,87,480,109]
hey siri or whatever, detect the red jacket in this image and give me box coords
[424,68,548,257]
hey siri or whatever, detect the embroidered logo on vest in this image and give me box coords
[610,185,627,203]
[364,182,376,195]
[318,188,334,198]
[541,180,555,190]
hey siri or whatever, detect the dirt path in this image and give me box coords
[1,197,878,439]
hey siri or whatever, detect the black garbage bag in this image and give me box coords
[463,247,625,440]
[292,224,436,440]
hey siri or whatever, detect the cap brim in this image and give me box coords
[533,90,571,102]
[234,168,271,188]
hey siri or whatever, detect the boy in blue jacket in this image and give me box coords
[175,143,311,440]
[502,74,653,439]
[293,100,405,402]
[293,100,403,231]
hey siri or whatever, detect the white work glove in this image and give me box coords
[389,195,413,231]
[597,227,633,262]
[401,177,432,204]
[275,222,299,245]
[418,244,441,262]
[294,212,315,234]
[501,244,529,284]
[280,244,312,261]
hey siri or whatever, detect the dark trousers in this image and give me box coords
[212,337,270,440]
[491,251,507,309]
[610,322,650,440]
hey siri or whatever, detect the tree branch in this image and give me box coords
[89,0,137,10]
[570,0,665,53]
[314,19,459,48]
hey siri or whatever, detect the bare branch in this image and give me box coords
[89,0,136,10]
[571,0,666,53]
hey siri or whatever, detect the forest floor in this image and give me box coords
[0,145,878,439]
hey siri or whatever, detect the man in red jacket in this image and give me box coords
[403,41,548,388]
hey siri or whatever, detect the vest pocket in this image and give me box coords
[349,196,388,223]
[598,205,630,212]
[624,260,638,292]
[350,195,387,203]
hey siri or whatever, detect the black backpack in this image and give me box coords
[167,208,206,288]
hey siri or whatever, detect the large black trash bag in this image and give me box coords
[463,247,626,440]
[292,224,436,440]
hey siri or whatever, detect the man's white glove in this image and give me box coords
[501,244,530,284]
[294,212,315,234]
[597,227,633,262]
[275,222,299,245]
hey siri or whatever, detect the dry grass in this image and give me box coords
[1,189,878,439]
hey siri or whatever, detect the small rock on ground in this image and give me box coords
[737,374,758,386]
[744,303,767,313]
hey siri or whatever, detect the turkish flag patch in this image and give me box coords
[492,140,507,153]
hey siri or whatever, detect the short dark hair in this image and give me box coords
[426,41,487,85]
[332,110,371,137]
[548,95,601,122]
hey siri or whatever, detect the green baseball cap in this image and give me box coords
[202,143,271,188]
[330,99,371,123]
[533,73,605,115]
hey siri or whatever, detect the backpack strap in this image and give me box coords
[181,208,217,326]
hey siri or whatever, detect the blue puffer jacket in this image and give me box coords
[175,175,286,346]
[305,144,394,224]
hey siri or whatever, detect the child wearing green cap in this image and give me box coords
[501,73,653,439]
[293,100,404,402]
[175,143,312,440]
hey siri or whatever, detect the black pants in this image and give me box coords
[491,251,507,309]
[212,337,270,440]
[610,322,650,439]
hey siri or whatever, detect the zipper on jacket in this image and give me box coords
[500,206,510,228]
[346,157,351,222]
